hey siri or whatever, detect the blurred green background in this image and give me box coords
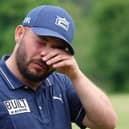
[0,0,129,128]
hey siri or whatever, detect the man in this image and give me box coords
[0,5,116,129]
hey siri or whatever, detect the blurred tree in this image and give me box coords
[1,0,129,93]
[89,0,129,92]
[60,0,91,16]
[0,0,58,56]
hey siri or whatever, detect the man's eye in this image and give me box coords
[54,46,66,50]
[58,47,65,50]
[38,36,49,42]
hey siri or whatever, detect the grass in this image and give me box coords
[72,94,129,129]
[110,94,129,129]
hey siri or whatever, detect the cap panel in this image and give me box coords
[22,5,75,55]
[33,6,74,43]
[22,6,43,27]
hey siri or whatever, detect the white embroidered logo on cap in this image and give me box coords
[23,17,31,24]
[4,98,31,115]
[55,16,69,31]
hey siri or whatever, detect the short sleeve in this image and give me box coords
[64,76,86,128]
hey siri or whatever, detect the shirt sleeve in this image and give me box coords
[64,76,86,129]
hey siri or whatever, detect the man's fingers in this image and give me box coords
[46,54,68,65]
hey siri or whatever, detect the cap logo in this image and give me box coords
[55,16,69,31]
[23,17,31,24]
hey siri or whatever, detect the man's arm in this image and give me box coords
[69,70,117,129]
[41,48,117,129]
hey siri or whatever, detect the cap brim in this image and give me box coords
[32,27,74,55]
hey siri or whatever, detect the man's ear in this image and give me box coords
[15,25,25,44]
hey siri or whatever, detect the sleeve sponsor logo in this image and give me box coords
[4,99,30,115]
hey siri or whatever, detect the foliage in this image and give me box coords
[0,0,129,93]
[0,0,59,55]
[87,0,129,92]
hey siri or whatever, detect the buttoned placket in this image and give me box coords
[35,86,50,124]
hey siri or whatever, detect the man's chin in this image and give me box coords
[26,69,55,82]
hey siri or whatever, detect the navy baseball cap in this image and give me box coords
[22,5,75,55]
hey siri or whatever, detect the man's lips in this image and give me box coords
[33,61,48,70]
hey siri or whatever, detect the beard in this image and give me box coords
[15,39,54,82]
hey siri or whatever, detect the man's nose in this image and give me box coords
[40,47,53,57]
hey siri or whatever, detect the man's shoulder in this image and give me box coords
[47,72,72,87]
[49,72,69,81]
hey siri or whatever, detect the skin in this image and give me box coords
[6,25,117,129]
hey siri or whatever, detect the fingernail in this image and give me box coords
[42,57,46,61]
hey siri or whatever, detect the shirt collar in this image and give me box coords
[0,55,54,90]
[0,55,24,90]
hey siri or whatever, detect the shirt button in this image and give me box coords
[38,106,42,110]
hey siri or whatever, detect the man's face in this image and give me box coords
[15,28,58,82]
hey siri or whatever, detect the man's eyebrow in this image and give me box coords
[38,36,49,41]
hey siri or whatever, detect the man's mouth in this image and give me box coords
[31,60,48,70]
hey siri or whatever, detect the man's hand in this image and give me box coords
[41,48,80,78]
